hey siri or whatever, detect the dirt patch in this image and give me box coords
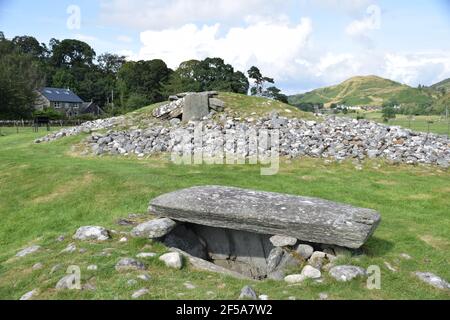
[405,193,433,200]
[32,173,95,204]
[420,235,449,250]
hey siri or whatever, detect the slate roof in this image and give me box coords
[38,87,84,103]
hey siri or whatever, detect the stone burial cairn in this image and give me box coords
[152,91,225,122]
[131,185,382,282]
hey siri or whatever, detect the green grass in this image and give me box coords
[344,112,450,136]
[0,126,449,300]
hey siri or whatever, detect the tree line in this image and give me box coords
[0,32,287,120]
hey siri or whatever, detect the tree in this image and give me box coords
[97,53,126,75]
[248,66,274,96]
[382,104,396,122]
[265,86,288,103]
[117,59,171,107]
[51,39,96,68]
[12,35,46,58]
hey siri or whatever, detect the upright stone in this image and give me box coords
[182,93,209,122]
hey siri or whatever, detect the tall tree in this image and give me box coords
[51,39,96,68]
[247,66,274,96]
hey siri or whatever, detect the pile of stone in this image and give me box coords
[152,91,225,121]
[130,185,381,280]
[34,116,126,144]
[83,113,450,167]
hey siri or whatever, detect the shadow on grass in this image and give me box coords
[362,237,395,257]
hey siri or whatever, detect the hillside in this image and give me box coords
[430,78,450,92]
[289,75,435,107]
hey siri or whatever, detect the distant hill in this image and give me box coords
[430,78,450,92]
[289,75,435,108]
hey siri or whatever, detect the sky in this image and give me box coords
[1,0,450,94]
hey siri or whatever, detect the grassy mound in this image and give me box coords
[0,128,449,300]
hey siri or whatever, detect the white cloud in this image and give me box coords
[346,4,381,41]
[137,18,313,81]
[100,0,290,30]
[117,35,133,43]
[74,33,98,42]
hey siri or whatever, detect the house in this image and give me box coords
[34,87,103,118]
[81,101,105,116]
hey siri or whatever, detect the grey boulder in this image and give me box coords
[115,258,146,272]
[329,265,366,282]
[16,245,41,258]
[131,218,177,239]
[269,235,298,247]
[239,286,257,300]
[73,226,110,241]
[414,272,450,290]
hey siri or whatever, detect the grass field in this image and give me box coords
[0,126,449,300]
[345,112,450,136]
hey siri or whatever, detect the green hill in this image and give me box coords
[430,78,450,92]
[289,75,435,108]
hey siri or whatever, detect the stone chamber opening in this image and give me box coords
[161,222,323,280]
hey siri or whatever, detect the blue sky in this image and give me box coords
[1,0,450,94]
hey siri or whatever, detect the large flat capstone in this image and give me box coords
[149,186,381,249]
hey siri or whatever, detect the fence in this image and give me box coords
[0,119,83,136]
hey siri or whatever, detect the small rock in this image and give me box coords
[239,286,257,300]
[19,289,39,300]
[329,265,366,282]
[119,237,128,243]
[131,218,177,239]
[137,273,151,281]
[56,235,65,242]
[319,293,329,300]
[384,261,397,272]
[414,272,450,290]
[78,248,87,254]
[296,244,314,259]
[61,243,77,253]
[159,252,183,269]
[269,235,298,247]
[32,263,44,271]
[115,258,146,272]
[87,265,98,271]
[132,288,149,299]
[16,245,41,258]
[308,251,336,269]
[259,295,269,300]
[400,253,412,260]
[136,252,157,259]
[284,274,305,284]
[184,282,196,290]
[73,226,110,241]
[50,264,63,274]
[82,282,96,291]
[288,296,297,300]
[117,218,135,226]
[301,265,322,279]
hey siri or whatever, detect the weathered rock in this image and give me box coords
[61,243,77,253]
[50,264,63,274]
[132,288,149,299]
[170,248,249,279]
[87,265,98,271]
[414,272,450,290]
[182,93,210,122]
[73,226,110,241]
[329,265,366,282]
[20,289,39,300]
[131,218,177,239]
[296,244,314,259]
[267,247,284,273]
[308,251,336,269]
[284,274,305,284]
[32,263,44,271]
[159,252,183,269]
[270,235,298,247]
[137,273,152,281]
[115,258,146,272]
[259,294,269,300]
[149,186,381,249]
[184,282,196,290]
[301,265,322,279]
[209,98,225,112]
[136,252,157,259]
[239,286,257,300]
[16,245,41,258]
